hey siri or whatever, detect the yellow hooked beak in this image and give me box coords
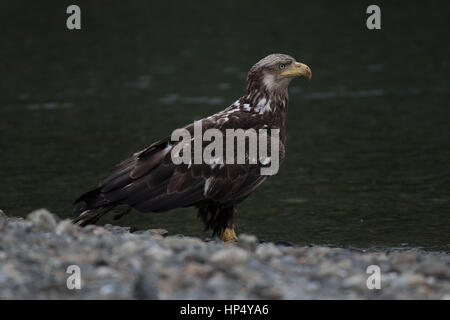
[280,62,312,79]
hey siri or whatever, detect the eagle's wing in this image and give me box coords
[74,109,274,214]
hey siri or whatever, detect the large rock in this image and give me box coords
[26,208,58,231]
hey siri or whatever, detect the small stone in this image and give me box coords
[318,260,348,277]
[2,263,23,283]
[100,283,116,296]
[206,273,228,292]
[343,274,366,289]
[26,208,57,231]
[401,272,427,286]
[237,234,258,251]
[103,224,131,234]
[134,273,159,299]
[92,226,110,235]
[185,262,213,278]
[391,252,419,264]
[55,219,80,235]
[255,243,283,260]
[149,228,169,237]
[420,260,450,279]
[145,245,173,261]
[210,247,249,267]
[96,267,116,278]
[80,225,97,233]
[119,241,140,253]
[0,210,6,229]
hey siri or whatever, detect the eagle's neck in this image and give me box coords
[245,74,289,112]
[242,77,289,142]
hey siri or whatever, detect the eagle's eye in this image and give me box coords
[279,64,285,70]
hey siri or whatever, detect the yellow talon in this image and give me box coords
[221,227,238,242]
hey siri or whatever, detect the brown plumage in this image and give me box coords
[73,54,311,241]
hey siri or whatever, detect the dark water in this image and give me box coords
[1,1,449,250]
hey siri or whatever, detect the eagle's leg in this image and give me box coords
[221,227,238,242]
[219,206,238,242]
[197,203,238,242]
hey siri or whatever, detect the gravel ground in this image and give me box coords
[0,209,449,299]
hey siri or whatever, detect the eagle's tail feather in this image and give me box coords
[73,187,115,226]
[72,206,114,226]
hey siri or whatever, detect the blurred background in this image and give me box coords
[0,1,449,250]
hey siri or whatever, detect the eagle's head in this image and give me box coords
[247,54,311,94]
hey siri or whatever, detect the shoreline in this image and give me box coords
[0,209,449,299]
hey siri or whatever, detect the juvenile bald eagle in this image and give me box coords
[73,54,311,241]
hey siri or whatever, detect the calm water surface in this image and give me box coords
[1,1,449,250]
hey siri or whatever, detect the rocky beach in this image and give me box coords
[0,209,449,299]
